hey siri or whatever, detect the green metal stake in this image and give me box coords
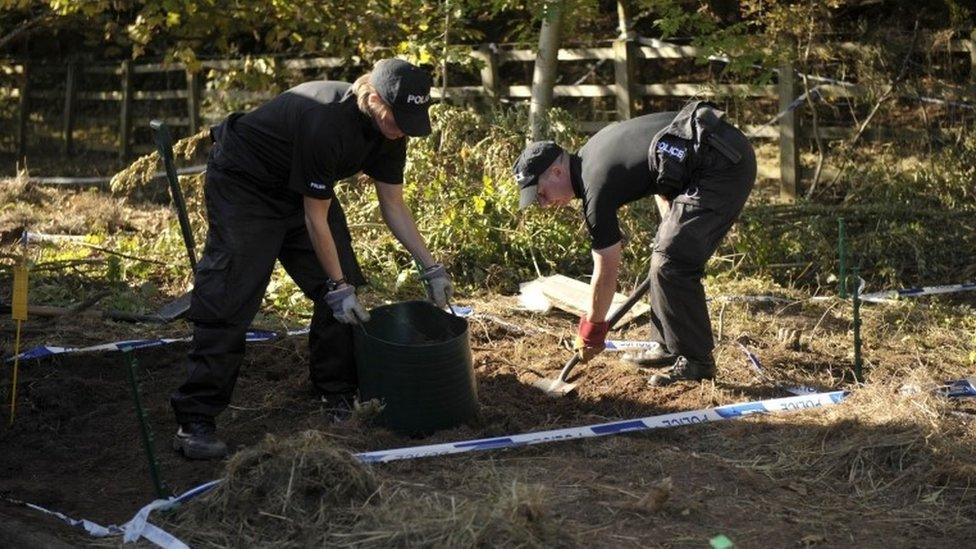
[850,268,863,383]
[838,218,847,299]
[124,351,169,498]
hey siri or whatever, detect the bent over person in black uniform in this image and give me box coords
[172,59,454,459]
[513,101,756,387]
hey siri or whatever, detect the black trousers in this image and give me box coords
[171,158,365,425]
[647,125,757,364]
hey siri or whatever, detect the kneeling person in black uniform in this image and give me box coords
[172,59,453,460]
[513,101,756,386]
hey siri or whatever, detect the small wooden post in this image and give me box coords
[969,30,976,85]
[778,62,799,202]
[62,62,78,156]
[16,62,30,161]
[613,38,636,120]
[119,59,133,160]
[473,44,500,100]
[186,69,201,135]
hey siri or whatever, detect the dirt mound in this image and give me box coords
[179,430,377,546]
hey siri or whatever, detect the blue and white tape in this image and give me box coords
[860,282,976,303]
[17,390,845,546]
[735,342,820,396]
[604,340,658,351]
[942,378,976,399]
[5,305,472,363]
[355,390,847,463]
[11,479,220,549]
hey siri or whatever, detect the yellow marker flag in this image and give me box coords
[10,262,27,425]
[12,264,28,320]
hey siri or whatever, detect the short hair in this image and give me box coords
[352,73,375,116]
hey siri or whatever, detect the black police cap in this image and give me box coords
[371,59,433,137]
[512,141,564,208]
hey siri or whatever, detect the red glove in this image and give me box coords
[574,317,609,363]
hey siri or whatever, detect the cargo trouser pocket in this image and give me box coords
[188,249,236,323]
[653,202,727,267]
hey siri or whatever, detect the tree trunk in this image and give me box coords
[529,1,565,141]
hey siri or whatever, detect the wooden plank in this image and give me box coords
[520,274,649,327]
[77,90,123,101]
[637,45,701,59]
[639,83,776,97]
[778,62,799,202]
[430,86,485,99]
[133,62,186,74]
[133,89,188,100]
[498,47,613,62]
[281,57,346,69]
[506,84,614,98]
[63,62,77,156]
[119,59,133,159]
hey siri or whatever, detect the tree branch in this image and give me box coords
[0,10,54,52]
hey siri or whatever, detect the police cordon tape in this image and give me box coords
[13,347,974,546]
[8,279,975,364]
[859,282,976,303]
[736,342,822,396]
[16,391,849,547]
[2,306,470,363]
[7,479,221,549]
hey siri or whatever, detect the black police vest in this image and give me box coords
[647,100,742,198]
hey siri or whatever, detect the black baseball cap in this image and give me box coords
[370,58,433,137]
[512,141,564,208]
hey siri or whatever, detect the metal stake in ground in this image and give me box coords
[838,217,847,299]
[150,120,198,321]
[534,275,652,396]
[850,268,863,382]
[124,351,169,498]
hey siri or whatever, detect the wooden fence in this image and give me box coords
[3,36,975,199]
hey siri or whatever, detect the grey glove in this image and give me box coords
[324,285,370,325]
[418,263,454,308]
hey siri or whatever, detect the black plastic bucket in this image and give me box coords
[354,300,478,435]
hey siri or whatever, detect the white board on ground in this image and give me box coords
[518,274,650,326]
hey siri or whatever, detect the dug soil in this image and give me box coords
[1,293,975,547]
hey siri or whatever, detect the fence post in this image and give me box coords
[16,62,30,161]
[969,30,976,85]
[613,38,636,120]
[778,62,799,202]
[186,69,200,134]
[473,44,500,100]
[62,62,78,156]
[119,59,133,160]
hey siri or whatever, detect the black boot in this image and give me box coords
[647,356,716,386]
[173,422,228,460]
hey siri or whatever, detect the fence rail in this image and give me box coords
[3,37,975,199]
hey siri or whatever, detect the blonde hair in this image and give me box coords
[353,73,377,115]
[352,73,391,122]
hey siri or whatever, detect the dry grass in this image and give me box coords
[171,430,378,547]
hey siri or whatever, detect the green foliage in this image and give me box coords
[341,103,593,297]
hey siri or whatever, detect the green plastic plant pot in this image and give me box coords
[354,300,478,435]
